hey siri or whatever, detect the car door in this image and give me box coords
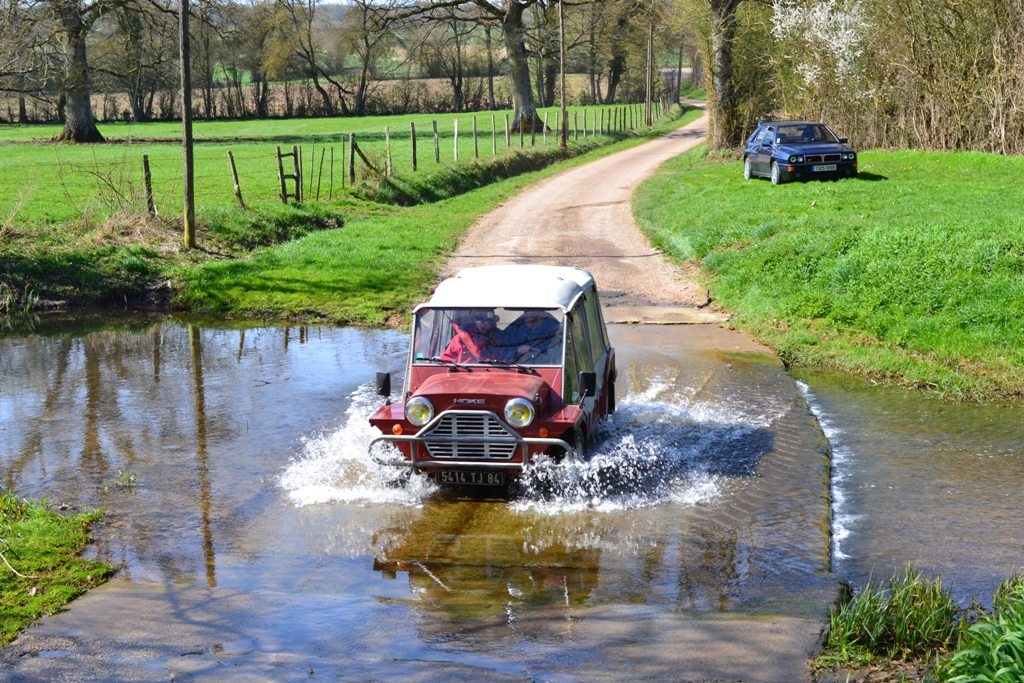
[755,126,775,173]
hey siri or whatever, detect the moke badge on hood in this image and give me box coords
[453,398,486,404]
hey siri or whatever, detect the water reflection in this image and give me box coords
[0,318,409,587]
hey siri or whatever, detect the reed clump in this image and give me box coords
[823,565,960,665]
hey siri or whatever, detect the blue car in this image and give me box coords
[743,121,857,185]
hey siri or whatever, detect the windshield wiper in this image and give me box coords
[476,358,532,372]
[427,356,470,370]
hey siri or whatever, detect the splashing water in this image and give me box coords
[280,383,437,506]
[281,374,782,512]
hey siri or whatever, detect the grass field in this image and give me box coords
[634,146,1024,401]
[175,105,704,323]
[0,103,656,226]
[1,103,701,317]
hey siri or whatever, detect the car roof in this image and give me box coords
[760,120,824,127]
[419,265,594,311]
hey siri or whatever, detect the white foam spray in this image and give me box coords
[281,374,783,514]
[796,380,855,561]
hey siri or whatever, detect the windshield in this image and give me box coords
[413,307,565,366]
[775,123,839,144]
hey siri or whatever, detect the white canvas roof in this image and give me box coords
[420,265,595,311]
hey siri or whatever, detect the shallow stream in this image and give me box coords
[1,316,1021,677]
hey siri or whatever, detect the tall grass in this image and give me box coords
[824,565,960,663]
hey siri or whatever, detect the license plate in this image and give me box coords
[437,470,506,486]
[812,164,837,172]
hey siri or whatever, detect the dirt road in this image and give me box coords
[446,107,731,326]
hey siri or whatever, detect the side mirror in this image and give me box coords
[839,137,848,143]
[375,372,392,400]
[578,371,597,398]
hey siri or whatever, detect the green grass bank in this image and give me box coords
[814,566,1024,683]
[2,104,701,321]
[634,146,1024,402]
[0,491,116,646]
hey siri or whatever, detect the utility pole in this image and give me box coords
[180,0,196,249]
[559,0,567,147]
[646,22,654,126]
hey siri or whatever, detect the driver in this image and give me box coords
[440,310,501,363]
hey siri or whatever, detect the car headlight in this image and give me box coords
[796,155,804,163]
[406,397,434,426]
[789,155,797,163]
[504,398,534,428]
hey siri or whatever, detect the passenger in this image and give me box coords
[440,310,501,363]
[504,309,562,363]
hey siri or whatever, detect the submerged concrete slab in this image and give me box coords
[604,305,730,325]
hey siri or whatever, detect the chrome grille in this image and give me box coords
[422,412,518,460]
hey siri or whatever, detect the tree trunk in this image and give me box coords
[18,96,28,124]
[55,4,104,142]
[544,50,557,108]
[709,0,742,150]
[604,53,625,104]
[502,3,539,129]
[485,26,496,110]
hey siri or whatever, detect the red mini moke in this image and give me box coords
[368,265,616,488]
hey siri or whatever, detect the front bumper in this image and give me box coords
[368,409,574,473]
[779,161,857,181]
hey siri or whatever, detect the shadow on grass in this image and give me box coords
[855,172,888,182]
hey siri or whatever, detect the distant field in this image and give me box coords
[634,146,1024,400]
[0,103,656,226]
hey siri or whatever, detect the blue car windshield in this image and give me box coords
[775,124,839,144]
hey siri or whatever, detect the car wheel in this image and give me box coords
[566,430,587,463]
[743,157,753,180]
[770,161,783,185]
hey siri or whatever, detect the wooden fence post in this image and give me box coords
[504,114,510,148]
[227,151,244,208]
[294,145,303,202]
[348,133,355,185]
[316,148,325,200]
[473,116,478,158]
[543,112,548,144]
[530,115,536,146]
[308,141,315,198]
[329,146,334,200]
[574,111,578,140]
[453,117,459,161]
[432,120,440,163]
[384,126,392,177]
[142,154,157,216]
[600,109,604,135]
[276,146,286,203]
[410,122,417,171]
